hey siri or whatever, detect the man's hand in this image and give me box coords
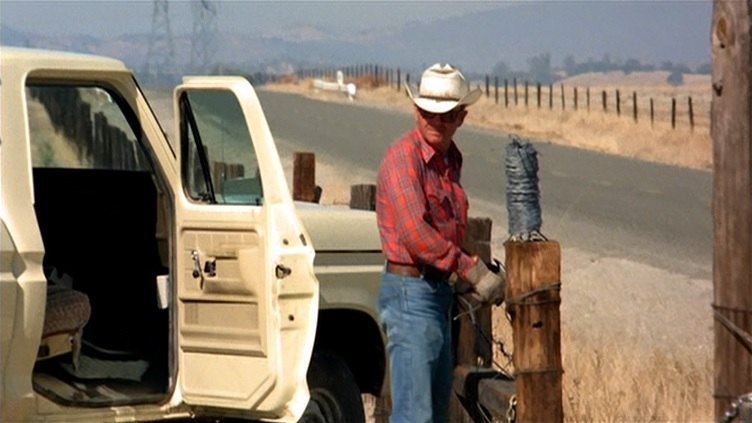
[461,258,507,306]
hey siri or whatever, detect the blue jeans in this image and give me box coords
[378,271,454,423]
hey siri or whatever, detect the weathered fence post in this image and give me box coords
[293,151,318,202]
[633,91,638,122]
[650,98,655,126]
[349,184,377,211]
[560,84,565,110]
[486,75,490,98]
[711,0,752,419]
[616,89,621,116]
[513,78,518,106]
[506,241,563,423]
[671,97,677,129]
[537,83,542,108]
[505,79,509,107]
[524,81,529,107]
[586,87,591,111]
[495,76,499,105]
[549,84,553,109]
[450,217,494,422]
[573,87,578,111]
[602,90,607,112]
[688,96,695,131]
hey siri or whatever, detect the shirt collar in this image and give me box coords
[411,128,462,168]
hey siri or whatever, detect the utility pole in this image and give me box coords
[711,0,752,419]
[144,0,176,82]
[190,0,218,74]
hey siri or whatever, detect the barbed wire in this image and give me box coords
[506,135,547,242]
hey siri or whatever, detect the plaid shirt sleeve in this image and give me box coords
[376,130,475,277]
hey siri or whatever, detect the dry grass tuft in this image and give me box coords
[562,339,712,422]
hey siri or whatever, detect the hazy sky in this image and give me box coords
[1,1,507,37]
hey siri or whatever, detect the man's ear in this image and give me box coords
[457,109,468,127]
[413,105,422,122]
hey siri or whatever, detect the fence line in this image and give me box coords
[292,65,707,131]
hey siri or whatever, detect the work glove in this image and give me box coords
[459,258,507,306]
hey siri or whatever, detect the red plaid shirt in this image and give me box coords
[376,128,475,277]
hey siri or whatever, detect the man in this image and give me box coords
[376,63,506,423]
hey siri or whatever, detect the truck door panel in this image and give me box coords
[174,77,317,419]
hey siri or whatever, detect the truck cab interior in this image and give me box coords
[28,83,173,406]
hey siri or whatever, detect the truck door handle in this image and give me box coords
[276,264,292,279]
[191,250,202,278]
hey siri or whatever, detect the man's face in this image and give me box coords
[414,106,467,153]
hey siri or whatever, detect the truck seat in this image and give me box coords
[38,283,91,369]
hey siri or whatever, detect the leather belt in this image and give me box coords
[386,261,452,282]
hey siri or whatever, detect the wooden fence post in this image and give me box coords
[671,97,677,128]
[574,87,578,110]
[602,90,607,112]
[495,76,499,105]
[549,84,553,109]
[586,87,590,111]
[633,91,638,122]
[711,0,752,418]
[349,184,377,211]
[514,78,518,106]
[505,79,509,107]
[650,98,655,126]
[293,151,318,202]
[688,96,695,131]
[486,75,490,98]
[560,84,565,110]
[537,83,542,108]
[450,217,494,422]
[616,89,621,116]
[506,240,563,423]
[524,81,529,107]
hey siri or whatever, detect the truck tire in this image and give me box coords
[300,352,365,423]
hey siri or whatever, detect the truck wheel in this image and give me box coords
[300,353,365,423]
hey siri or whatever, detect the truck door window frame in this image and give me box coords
[179,89,264,206]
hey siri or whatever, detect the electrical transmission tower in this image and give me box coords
[190,0,218,73]
[144,0,176,81]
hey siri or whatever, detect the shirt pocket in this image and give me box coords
[425,193,454,224]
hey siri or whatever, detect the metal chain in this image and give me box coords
[506,394,517,423]
[722,392,752,423]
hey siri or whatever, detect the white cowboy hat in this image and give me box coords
[405,63,482,114]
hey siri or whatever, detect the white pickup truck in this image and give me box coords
[0,47,386,422]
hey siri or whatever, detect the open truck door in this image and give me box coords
[173,77,318,421]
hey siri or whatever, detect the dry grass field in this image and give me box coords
[263,72,715,423]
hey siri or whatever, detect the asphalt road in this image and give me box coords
[257,90,713,279]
